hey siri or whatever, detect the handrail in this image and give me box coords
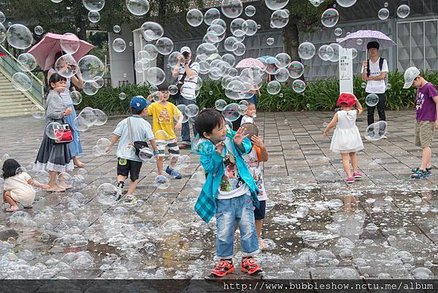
[0,45,45,108]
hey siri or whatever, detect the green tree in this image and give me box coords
[284,0,336,61]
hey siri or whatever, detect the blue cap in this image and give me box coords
[130,96,148,111]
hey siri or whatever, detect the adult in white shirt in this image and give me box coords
[361,41,389,127]
[171,46,200,149]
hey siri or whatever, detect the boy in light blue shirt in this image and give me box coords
[106,96,157,200]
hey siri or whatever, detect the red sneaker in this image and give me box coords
[210,259,235,277]
[241,257,263,275]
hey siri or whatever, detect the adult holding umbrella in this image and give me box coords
[28,33,94,168]
[338,30,395,135]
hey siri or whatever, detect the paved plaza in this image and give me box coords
[0,111,437,284]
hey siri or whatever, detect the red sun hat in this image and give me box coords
[337,92,357,107]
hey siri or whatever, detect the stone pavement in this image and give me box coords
[0,111,436,282]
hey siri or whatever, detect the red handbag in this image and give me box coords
[54,124,73,144]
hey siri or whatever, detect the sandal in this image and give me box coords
[5,206,19,212]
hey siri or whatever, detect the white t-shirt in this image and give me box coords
[113,116,154,162]
[361,57,388,94]
[179,62,200,100]
[243,148,267,201]
[217,137,250,200]
[3,172,36,207]
[241,115,254,124]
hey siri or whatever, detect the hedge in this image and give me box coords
[79,71,438,114]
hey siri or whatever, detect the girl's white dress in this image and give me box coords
[330,110,364,154]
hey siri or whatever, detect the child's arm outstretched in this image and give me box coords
[27,178,50,190]
[251,135,268,162]
[323,113,338,137]
[355,97,363,115]
[105,134,120,153]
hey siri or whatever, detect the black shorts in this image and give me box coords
[117,158,142,181]
[254,200,266,220]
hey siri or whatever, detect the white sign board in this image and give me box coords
[339,47,353,94]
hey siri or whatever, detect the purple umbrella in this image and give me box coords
[337,29,396,53]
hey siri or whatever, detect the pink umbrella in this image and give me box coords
[236,57,265,69]
[27,32,94,70]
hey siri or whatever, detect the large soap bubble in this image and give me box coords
[93,108,108,126]
[292,79,306,93]
[55,54,78,78]
[318,45,334,61]
[196,43,218,62]
[270,9,289,29]
[265,0,289,10]
[245,5,256,17]
[397,4,410,18]
[365,93,379,107]
[221,0,243,19]
[12,72,32,92]
[96,183,119,205]
[142,44,158,61]
[275,53,291,68]
[204,8,221,25]
[17,53,37,72]
[186,9,203,27]
[336,0,357,8]
[288,61,304,79]
[378,8,390,20]
[6,24,33,50]
[274,67,289,82]
[146,67,166,85]
[45,121,63,140]
[321,8,339,28]
[78,55,105,82]
[60,33,80,54]
[230,18,246,37]
[298,42,316,60]
[155,37,174,55]
[243,19,258,36]
[365,121,387,141]
[112,38,126,53]
[222,103,241,122]
[82,81,99,96]
[141,21,164,41]
[215,99,227,111]
[82,0,105,12]
[126,0,150,16]
[266,80,281,95]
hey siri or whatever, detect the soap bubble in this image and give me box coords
[55,54,78,78]
[155,37,174,55]
[92,109,108,126]
[397,4,410,19]
[204,8,221,25]
[215,99,227,111]
[126,0,150,16]
[274,67,289,82]
[141,21,164,41]
[31,105,45,119]
[365,121,387,141]
[78,55,105,82]
[318,45,334,61]
[221,0,243,19]
[245,5,256,17]
[12,72,32,92]
[365,93,379,107]
[230,18,246,37]
[119,92,127,100]
[96,183,119,205]
[243,19,258,36]
[112,38,126,53]
[292,79,306,93]
[146,67,166,85]
[71,91,83,105]
[270,9,289,29]
[222,103,241,122]
[113,25,121,33]
[321,8,339,28]
[266,37,275,46]
[88,11,101,23]
[17,53,37,72]
[288,61,304,79]
[82,81,99,96]
[186,9,203,27]
[185,104,199,118]
[378,8,390,20]
[142,44,158,61]
[6,24,33,50]
[155,175,170,189]
[168,85,178,95]
[265,0,289,10]
[298,42,316,60]
[266,81,281,95]
[0,23,6,43]
[334,27,343,36]
[233,42,246,56]
[336,0,357,8]
[83,0,105,12]
[0,11,5,23]
[275,52,291,68]
[45,122,63,140]
[60,33,80,54]
[34,25,44,35]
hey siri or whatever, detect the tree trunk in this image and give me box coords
[283,20,301,62]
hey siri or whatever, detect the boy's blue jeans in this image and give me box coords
[215,193,259,259]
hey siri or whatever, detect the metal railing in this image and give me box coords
[0,45,45,109]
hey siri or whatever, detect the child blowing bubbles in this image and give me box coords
[3,159,50,212]
[194,109,262,278]
[323,93,364,184]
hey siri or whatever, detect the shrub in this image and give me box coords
[80,71,438,114]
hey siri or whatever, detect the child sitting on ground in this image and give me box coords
[194,108,262,278]
[3,159,49,211]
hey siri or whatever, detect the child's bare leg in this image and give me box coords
[3,191,18,208]
[126,179,138,195]
[73,157,85,168]
[169,155,178,169]
[341,153,352,177]
[255,219,263,239]
[420,147,432,170]
[156,156,164,175]
[350,152,359,172]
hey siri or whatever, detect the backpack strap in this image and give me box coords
[379,57,384,71]
[367,59,370,77]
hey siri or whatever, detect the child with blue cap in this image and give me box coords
[105,95,158,201]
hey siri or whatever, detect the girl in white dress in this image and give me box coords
[323,93,364,183]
